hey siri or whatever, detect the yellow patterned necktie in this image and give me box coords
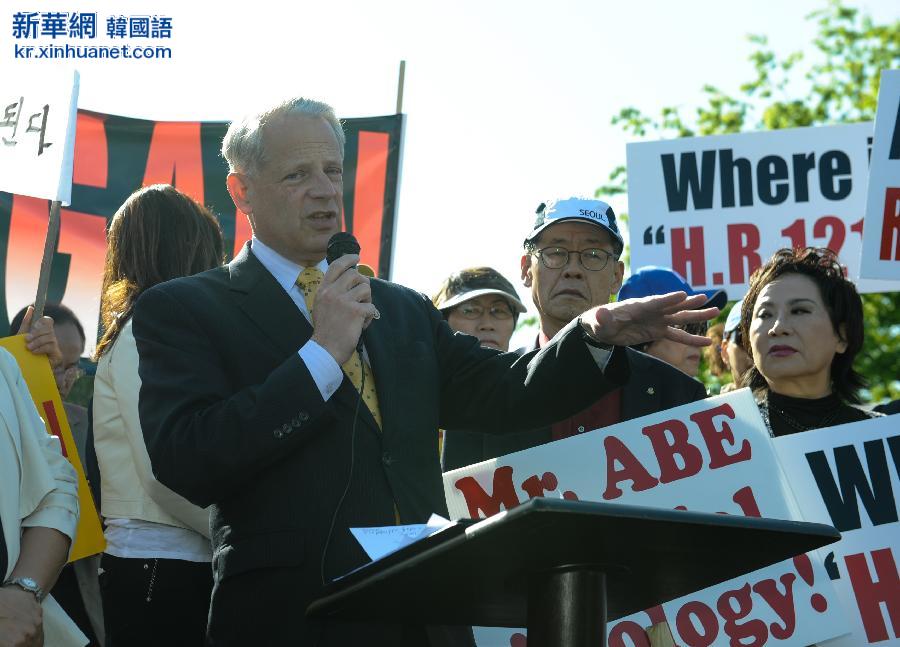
[296,267,383,429]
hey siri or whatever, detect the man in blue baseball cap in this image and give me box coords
[619,266,728,377]
[442,198,710,471]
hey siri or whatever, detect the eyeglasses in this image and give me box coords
[532,247,616,272]
[453,302,515,320]
[675,321,709,336]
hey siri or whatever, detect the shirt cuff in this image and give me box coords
[298,340,343,401]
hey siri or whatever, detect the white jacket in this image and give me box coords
[0,348,85,646]
[93,319,210,536]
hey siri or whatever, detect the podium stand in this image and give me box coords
[307,498,840,647]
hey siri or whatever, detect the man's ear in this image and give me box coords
[611,260,625,294]
[521,254,533,287]
[226,172,253,216]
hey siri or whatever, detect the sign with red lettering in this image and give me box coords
[859,70,900,281]
[443,390,850,646]
[0,109,404,355]
[774,416,899,646]
[626,121,900,296]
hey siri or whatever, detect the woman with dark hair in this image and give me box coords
[92,184,224,645]
[740,247,880,435]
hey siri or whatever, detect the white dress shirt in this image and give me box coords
[251,237,344,401]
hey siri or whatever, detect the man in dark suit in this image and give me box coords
[132,101,717,646]
[443,197,712,472]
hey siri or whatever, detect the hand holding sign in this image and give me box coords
[18,305,63,370]
[582,291,718,347]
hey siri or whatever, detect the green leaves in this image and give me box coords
[598,0,900,402]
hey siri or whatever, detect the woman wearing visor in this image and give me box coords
[432,267,527,352]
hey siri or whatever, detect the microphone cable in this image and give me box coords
[319,347,366,586]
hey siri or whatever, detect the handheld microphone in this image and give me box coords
[325,233,375,352]
[326,232,376,277]
[326,231,360,264]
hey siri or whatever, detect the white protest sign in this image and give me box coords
[774,416,899,646]
[0,69,79,205]
[627,122,900,295]
[859,70,900,281]
[443,389,849,647]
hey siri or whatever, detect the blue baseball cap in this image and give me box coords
[525,197,624,255]
[723,297,745,335]
[618,266,728,310]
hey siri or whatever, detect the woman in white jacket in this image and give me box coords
[0,340,83,647]
[92,185,224,646]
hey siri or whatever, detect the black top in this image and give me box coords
[763,391,875,437]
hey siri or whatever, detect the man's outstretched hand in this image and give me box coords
[582,292,719,348]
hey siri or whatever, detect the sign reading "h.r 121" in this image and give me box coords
[626,122,900,296]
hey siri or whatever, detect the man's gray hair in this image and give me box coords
[221,97,345,176]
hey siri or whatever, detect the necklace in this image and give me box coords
[763,395,842,433]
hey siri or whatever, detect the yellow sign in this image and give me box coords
[0,335,105,561]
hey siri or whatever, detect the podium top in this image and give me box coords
[308,498,839,627]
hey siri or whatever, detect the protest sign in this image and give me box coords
[774,416,899,646]
[859,70,900,281]
[0,334,105,561]
[0,109,404,355]
[626,122,900,296]
[0,69,79,205]
[443,389,849,646]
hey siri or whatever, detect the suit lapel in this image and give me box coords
[228,243,313,357]
[361,280,394,435]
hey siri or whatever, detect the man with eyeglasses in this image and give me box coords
[443,197,711,472]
